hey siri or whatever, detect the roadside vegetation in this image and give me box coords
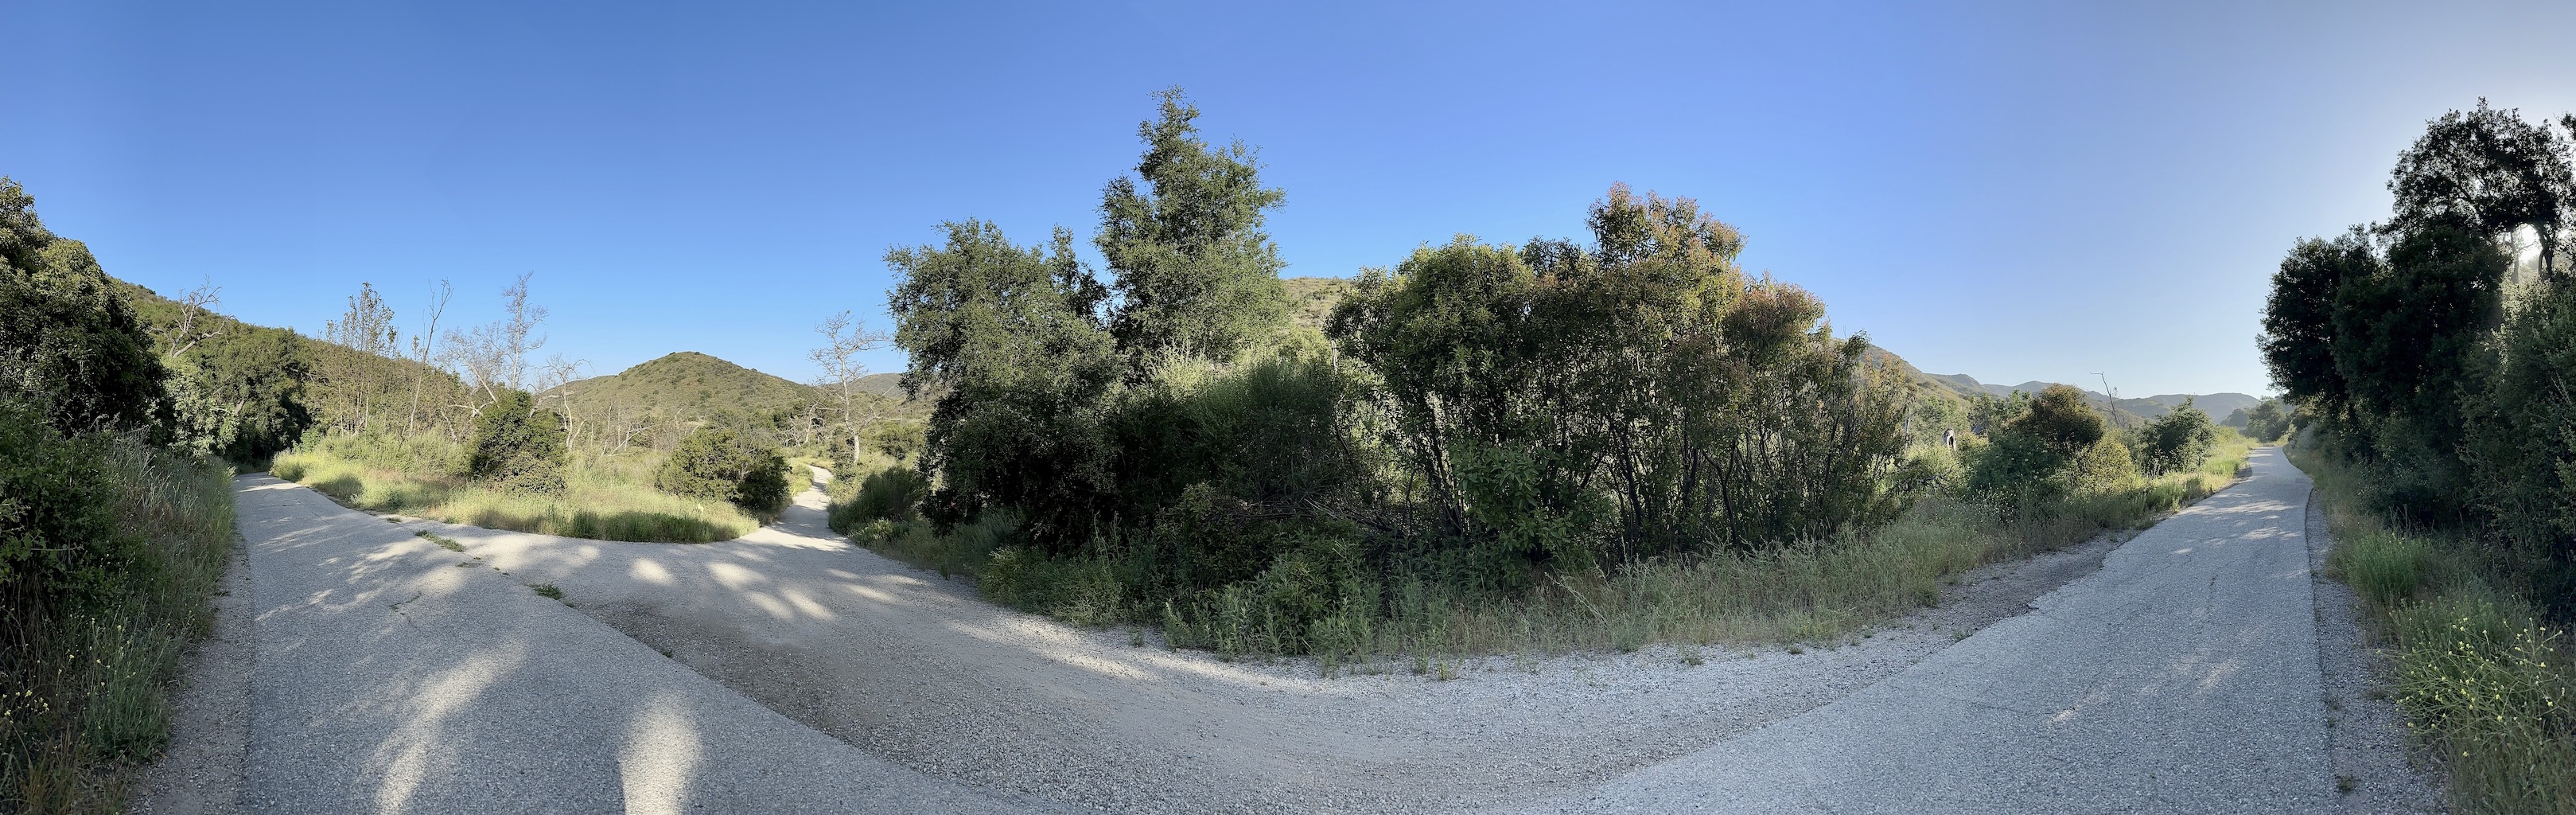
[2261,101,2576,813]
[829,88,2254,668]
[258,278,821,543]
[0,180,239,813]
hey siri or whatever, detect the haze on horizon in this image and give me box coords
[5,0,2571,396]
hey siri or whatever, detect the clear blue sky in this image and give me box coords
[6,1,2572,396]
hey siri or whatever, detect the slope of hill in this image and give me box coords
[555,352,816,426]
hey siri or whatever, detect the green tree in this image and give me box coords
[2387,99,2571,279]
[656,427,790,515]
[887,220,1119,548]
[466,390,567,493]
[2010,384,2108,458]
[0,178,169,435]
[2243,399,2291,443]
[1099,88,1290,370]
[2134,396,2217,475]
[1333,186,1910,563]
[169,328,312,463]
[2260,228,2376,420]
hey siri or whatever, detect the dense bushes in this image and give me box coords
[862,92,2131,662]
[1961,384,2142,513]
[0,401,133,613]
[656,427,791,516]
[2133,396,2217,476]
[2259,101,2576,600]
[466,390,568,493]
[0,179,169,436]
[0,180,236,810]
[0,415,232,813]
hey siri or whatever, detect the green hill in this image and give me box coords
[556,352,813,423]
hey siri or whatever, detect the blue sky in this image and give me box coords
[5,0,2571,396]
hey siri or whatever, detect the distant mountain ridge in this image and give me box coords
[1925,371,2260,425]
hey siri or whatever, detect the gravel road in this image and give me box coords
[169,475,1053,814]
[148,446,2396,813]
[1519,446,2341,813]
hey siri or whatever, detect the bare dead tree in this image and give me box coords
[160,278,223,361]
[442,273,551,413]
[810,310,891,468]
[407,280,452,438]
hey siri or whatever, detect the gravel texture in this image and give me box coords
[389,467,2134,814]
[131,537,251,815]
[1519,446,2337,813]
[146,447,2436,813]
[208,474,1047,814]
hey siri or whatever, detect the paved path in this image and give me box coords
[200,447,2341,813]
[1523,446,2333,813]
[225,474,1051,814]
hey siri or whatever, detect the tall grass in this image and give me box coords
[850,434,2251,669]
[2,439,234,813]
[2303,446,2575,814]
[270,434,759,543]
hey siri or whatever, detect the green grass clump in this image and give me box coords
[2297,446,2576,814]
[271,433,758,543]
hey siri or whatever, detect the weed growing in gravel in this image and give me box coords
[2299,447,2576,814]
[531,584,565,600]
[417,531,465,552]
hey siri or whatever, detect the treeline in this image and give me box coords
[850,90,2239,658]
[2260,101,2576,606]
[2261,103,2576,812]
[1,179,236,811]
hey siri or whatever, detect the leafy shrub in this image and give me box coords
[0,400,132,613]
[851,466,927,522]
[827,464,928,532]
[0,179,170,435]
[1158,526,1379,663]
[2132,397,2217,475]
[656,427,791,516]
[2243,400,2292,443]
[466,390,567,493]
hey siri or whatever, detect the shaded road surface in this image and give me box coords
[205,447,2339,813]
[224,476,1049,814]
[1521,446,2333,813]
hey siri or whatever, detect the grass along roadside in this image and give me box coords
[2,439,235,813]
[270,433,761,543]
[839,434,2252,670]
[2299,445,2575,814]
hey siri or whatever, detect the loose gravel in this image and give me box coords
[195,475,1049,814]
[1516,447,2340,814]
[144,447,2430,813]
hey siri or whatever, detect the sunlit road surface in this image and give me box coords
[1525,447,2330,814]
[229,474,1051,814]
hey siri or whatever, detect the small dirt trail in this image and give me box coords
[1520,446,2335,813]
[196,448,2344,813]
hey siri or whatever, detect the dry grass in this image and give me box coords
[270,434,759,543]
